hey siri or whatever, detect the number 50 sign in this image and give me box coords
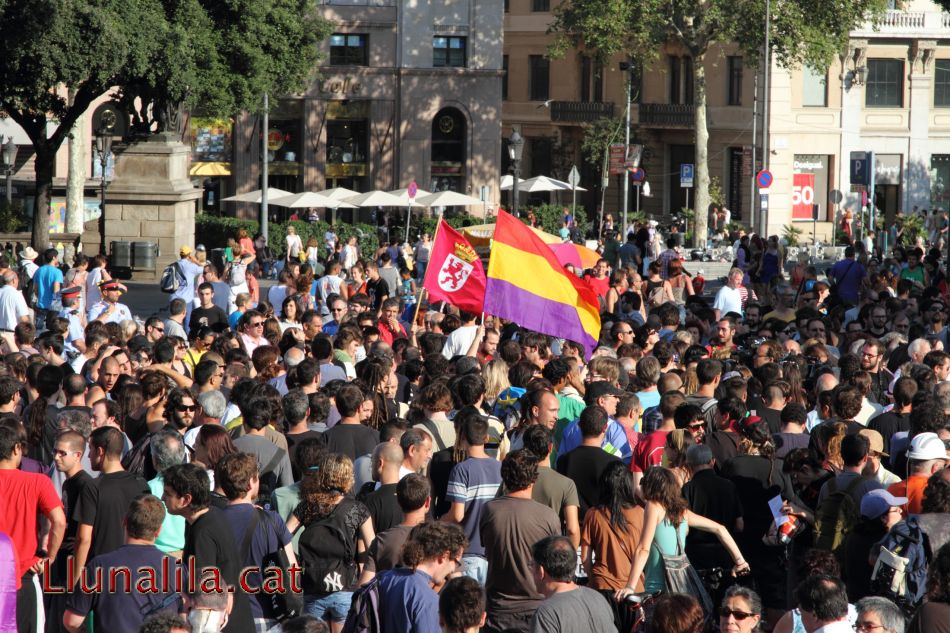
[792,173,816,220]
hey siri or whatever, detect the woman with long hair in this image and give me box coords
[482,359,510,411]
[287,453,374,633]
[581,461,646,630]
[605,270,629,316]
[279,295,300,333]
[252,345,283,383]
[644,261,675,307]
[615,467,749,601]
[667,259,695,306]
[193,424,237,502]
[354,357,396,430]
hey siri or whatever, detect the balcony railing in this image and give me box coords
[549,101,615,123]
[853,9,950,36]
[638,103,695,128]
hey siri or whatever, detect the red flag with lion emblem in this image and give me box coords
[422,220,486,314]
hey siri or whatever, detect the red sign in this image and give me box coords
[609,144,626,176]
[408,180,418,199]
[792,173,816,220]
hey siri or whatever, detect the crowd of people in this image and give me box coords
[3,220,950,633]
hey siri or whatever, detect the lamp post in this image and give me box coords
[619,61,634,234]
[95,125,113,255]
[1,138,17,206]
[507,130,524,217]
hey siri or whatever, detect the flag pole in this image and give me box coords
[419,213,445,317]
[412,287,427,326]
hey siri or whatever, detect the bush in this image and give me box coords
[524,203,590,239]
[0,200,29,233]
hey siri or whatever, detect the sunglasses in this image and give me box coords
[720,608,756,621]
[176,404,197,412]
[688,422,707,430]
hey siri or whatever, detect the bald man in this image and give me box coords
[358,442,407,533]
[86,357,121,404]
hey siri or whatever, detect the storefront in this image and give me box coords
[325,100,370,193]
[792,155,833,222]
[189,117,232,214]
[874,154,902,228]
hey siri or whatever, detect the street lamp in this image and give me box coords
[1,138,17,206]
[95,125,113,255]
[507,130,524,217]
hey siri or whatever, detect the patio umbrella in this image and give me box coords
[387,187,433,206]
[317,187,361,201]
[414,190,486,207]
[551,241,601,270]
[269,191,357,208]
[545,176,588,192]
[221,188,293,203]
[343,190,406,207]
[518,176,571,193]
[500,175,526,191]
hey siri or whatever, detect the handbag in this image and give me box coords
[652,522,715,620]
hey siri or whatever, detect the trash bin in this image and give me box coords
[132,241,157,270]
[111,241,131,268]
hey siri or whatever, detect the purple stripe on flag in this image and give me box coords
[484,278,597,358]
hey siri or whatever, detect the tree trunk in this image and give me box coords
[31,145,53,252]
[692,53,709,248]
[66,89,86,235]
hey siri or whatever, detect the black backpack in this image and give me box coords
[298,500,359,597]
[256,448,286,508]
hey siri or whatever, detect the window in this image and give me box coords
[581,56,592,102]
[433,37,466,68]
[727,56,743,106]
[669,56,694,105]
[532,0,550,9]
[865,59,903,108]
[502,55,509,101]
[329,34,368,66]
[530,55,550,102]
[936,60,950,107]
[802,66,828,107]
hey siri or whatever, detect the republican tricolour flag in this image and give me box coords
[485,210,600,359]
[422,220,486,314]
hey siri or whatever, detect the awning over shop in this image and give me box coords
[190,162,231,177]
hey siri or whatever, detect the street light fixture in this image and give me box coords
[95,125,113,255]
[1,137,17,206]
[508,130,524,218]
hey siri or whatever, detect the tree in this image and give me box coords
[0,0,331,250]
[550,0,888,245]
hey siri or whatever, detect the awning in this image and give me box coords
[190,162,231,177]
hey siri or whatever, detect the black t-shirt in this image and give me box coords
[720,454,798,550]
[359,482,403,534]
[428,448,458,518]
[65,544,181,633]
[682,469,744,569]
[706,431,739,472]
[321,423,379,462]
[184,508,254,633]
[555,446,621,522]
[76,470,150,559]
[286,430,323,480]
[757,407,783,434]
[189,305,229,336]
[62,470,92,553]
[869,411,910,455]
[365,278,389,311]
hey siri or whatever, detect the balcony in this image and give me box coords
[637,103,695,128]
[851,9,950,37]
[549,101,615,123]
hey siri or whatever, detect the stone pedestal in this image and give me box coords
[81,136,201,280]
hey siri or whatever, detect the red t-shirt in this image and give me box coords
[0,468,63,585]
[630,430,669,473]
[585,275,610,299]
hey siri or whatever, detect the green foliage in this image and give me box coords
[526,203,591,238]
[0,200,28,233]
[581,117,625,168]
[0,0,331,249]
[195,215,381,260]
[783,223,804,247]
[897,213,925,246]
[709,177,725,208]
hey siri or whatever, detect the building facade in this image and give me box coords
[196,0,504,220]
[766,0,950,240]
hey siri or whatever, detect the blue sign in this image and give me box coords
[629,167,645,182]
[680,163,694,188]
[756,169,773,189]
[850,151,872,186]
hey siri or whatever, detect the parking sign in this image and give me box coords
[680,164,694,188]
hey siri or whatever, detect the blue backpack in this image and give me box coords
[871,516,932,615]
[341,576,381,633]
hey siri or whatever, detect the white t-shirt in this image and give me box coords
[286,234,303,258]
[268,284,289,310]
[713,285,744,318]
[442,325,479,360]
[0,285,29,330]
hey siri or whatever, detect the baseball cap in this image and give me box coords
[858,429,889,457]
[179,245,193,256]
[585,381,624,405]
[860,489,907,520]
[907,432,948,461]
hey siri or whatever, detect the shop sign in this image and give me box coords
[321,77,362,96]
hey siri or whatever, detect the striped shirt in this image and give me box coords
[446,457,503,557]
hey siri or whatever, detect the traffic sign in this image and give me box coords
[850,151,872,185]
[680,164,694,188]
[609,144,626,176]
[756,169,773,189]
[830,189,844,204]
[408,180,418,199]
[567,165,581,188]
[629,168,645,182]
